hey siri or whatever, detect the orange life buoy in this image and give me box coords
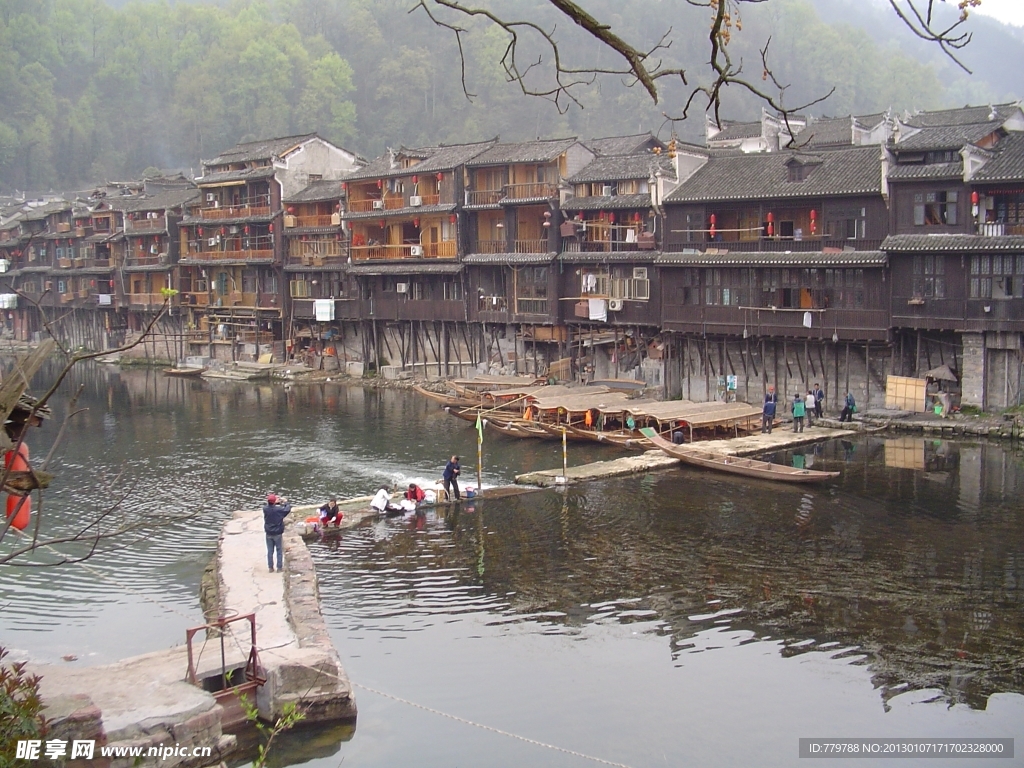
[5,443,31,531]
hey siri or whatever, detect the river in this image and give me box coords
[1,363,1022,767]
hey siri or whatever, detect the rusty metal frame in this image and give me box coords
[185,612,266,691]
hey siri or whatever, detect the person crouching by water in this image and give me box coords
[405,483,426,503]
[762,387,777,434]
[792,393,806,433]
[371,486,402,515]
[319,497,342,528]
[443,455,461,501]
[263,493,292,573]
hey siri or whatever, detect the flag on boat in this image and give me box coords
[475,412,484,442]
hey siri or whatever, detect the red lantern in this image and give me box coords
[710,213,717,225]
[634,212,641,222]
[244,225,250,235]
[109,280,115,287]
[379,219,386,229]
[269,223,274,233]
[449,214,457,224]
[809,209,817,220]
[413,218,420,227]
[971,191,979,205]
[766,212,774,237]
[609,212,616,223]
[198,227,203,236]
[220,227,226,236]
[766,212,774,223]
[342,181,348,190]
[412,175,418,184]
[599,211,606,221]
[436,173,443,182]
[377,179,383,188]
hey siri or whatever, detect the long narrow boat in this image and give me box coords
[485,418,557,440]
[413,384,458,403]
[537,422,652,450]
[639,428,840,484]
[164,366,206,377]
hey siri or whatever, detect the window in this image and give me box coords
[242,269,258,294]
[289,280,310,298]
[308,174,322,182]
[264,273,278,295]
[411,282,424,300]
[518,266,548,313]
[675,269,701,304]
[443,281,461,301]
[912,255,945,298]
[914,191,958,226]
[970,254,1014,299]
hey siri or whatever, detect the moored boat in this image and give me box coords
[639,428,840,483]
[164,366,206,377]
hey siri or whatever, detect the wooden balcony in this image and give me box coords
[350,243,457,261]
[478,295,509,313]
[662,304,890,341]
[562,239,643,253]
[347,199,383,214]
[195,204,271,220]
[516,298,549,315]
[124,256,169,268]
[289,214,340,228]
[473,239,507,254]
[514,239,549,254]
[127,292,171,308]
[287,240,346,259]
[466,189,504,206]
[411,193,441,206]
[503,182,558,201]
[181,249,274,262]
[976,222,1024,236]
[664,238,884,253]
[183,293,210,307]
[126,217,167,232]
[372,298,467,322]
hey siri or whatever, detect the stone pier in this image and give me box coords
[28,509,355,768]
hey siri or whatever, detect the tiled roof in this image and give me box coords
[794,117,853,147]
[568,155,674,184]
[117,188,200,213]
[708,120,761,142]
[888,162,963,180]
[466,137,579,167]
[665,145,882,203]
[895,122,1003,151]
[656,249,886,266]
[22,202,70,221]
[205,134,318,167]
[348,262,463,275]
[902,103,1020,128]
[558,252,656,263]
[462,253,555,265]
[585,133,664,156]
[343,140,497,182]
[972,132,1024,182]
[197,167,277,186]
[882,234,1024,252]
[562,193,652,211]
[343,203,455,220]
[285,179,347,203]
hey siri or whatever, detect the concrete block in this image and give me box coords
[381,365,402,380]
[345,361,364,377]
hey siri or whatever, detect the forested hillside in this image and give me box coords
[0,0,1019,191]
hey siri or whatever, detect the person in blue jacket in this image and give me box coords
[263,493,292,572]
[762,386,777,434]
[443,455,461,501]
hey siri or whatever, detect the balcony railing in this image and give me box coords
[126,217,166,232]
[287,240,346,259]
[478,295,509,312]
[195,204,271,220]
[466,189,504,206]
[503,182,558,201]
[513,239,549,254]
[977,222,1024,236]
[473,239,507,253]
[350,242,457,261]
[181,249,274,262]
[664,238,884,253]
[128,292,171,307]
[347,199,382,213]
[125,255,170,268]
[413,193,441,206]
[290,214,340,228]
[562,239,642,253]
[516,298,549,314]
[183,293,210,306]
[661,304,890,340]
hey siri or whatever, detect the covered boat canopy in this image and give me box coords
[453,375,545,391]
[626,400,762,438]
[531,391,633,415]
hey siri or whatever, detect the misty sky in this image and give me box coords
[974,0,1024,27]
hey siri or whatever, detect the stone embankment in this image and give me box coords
[28,508,356,768]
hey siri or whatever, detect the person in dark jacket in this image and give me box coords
[263,493,292,572]
[443,455,461,501]
[812,383,825,419]
[762,386,777,434]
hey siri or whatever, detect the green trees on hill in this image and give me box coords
[0,0,1009,191]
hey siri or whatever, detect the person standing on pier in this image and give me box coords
[813,383,825,419]
[263,493,292,573]
[443,455,461,501]
[804,390,816,427]
[762,386,777,434]
[792,394,806,433]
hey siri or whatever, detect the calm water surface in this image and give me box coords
[1,363,1022,768]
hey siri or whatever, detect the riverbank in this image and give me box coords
[28,508,356,768]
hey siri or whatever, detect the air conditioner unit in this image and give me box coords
[229,226,239,234]
[372,200,385,210]
[633,267,648,280]
[602,185,613,196]
[205,193,216,202]
[410,245,424,257]
[608,298,624,311]
[409,195,423,207]
[211,201,220,208]
[396,282,409,294]
[207,238,218,247]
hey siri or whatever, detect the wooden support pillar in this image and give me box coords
[865,342,871,408]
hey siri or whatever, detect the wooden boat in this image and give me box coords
[485,418,556,440]
[535,422,651,449]
[164,366,206,377]
[639,428,840,484]
[413,384,457,403]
